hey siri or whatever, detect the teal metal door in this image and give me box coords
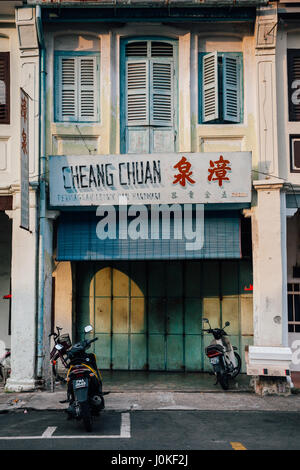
[75,260,253,371]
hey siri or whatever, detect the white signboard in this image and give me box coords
[20,88,30,230]
[49,152,252,207]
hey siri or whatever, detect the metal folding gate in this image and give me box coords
[76,259,253,372]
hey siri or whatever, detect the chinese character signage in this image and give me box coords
[49,152,251,207]
[20,88,30,230]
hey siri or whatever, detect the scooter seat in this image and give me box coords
[206,344,224,354]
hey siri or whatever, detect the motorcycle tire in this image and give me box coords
[218,372,229,390]
[231,352,242,378]
[81,402,93,432]
[52,362,66,383]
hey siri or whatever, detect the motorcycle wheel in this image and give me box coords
[52,362,66,383]
[218,372,229,390]
[231,352,242,378]
[81,402,93,432]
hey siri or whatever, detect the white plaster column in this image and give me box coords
[5,6,40,391]
[5,190,38,391]
[40,212,56,387]
[255,3,279,176]
[252,179,287,347]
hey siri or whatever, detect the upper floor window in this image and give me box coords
[54,52,99,122]
[290,135,300,173]
[0,52,10,124]
[198,52,243,124]
[288,283,300,332]
[287,49,300,122]
[121,39,177,154]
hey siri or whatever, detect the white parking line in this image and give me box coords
[0,412,131,440]
[120,412,131,438]
[42,427,57,438]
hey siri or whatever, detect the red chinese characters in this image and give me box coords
[21,96,28,123]
[21,129,28,155]
[208,155,231,187]
[173,156,195,187]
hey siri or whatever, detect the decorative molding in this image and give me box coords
[253,178,284,190]
[255,3,278,51]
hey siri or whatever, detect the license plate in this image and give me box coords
[74,378,87,389]
[210,357,220,365]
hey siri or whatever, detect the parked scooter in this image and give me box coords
[49,326,72,388]
[64,325,105,432]
[203,318,241,390]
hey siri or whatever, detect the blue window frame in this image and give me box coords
[198,52,243,124]
[54,51,100,123]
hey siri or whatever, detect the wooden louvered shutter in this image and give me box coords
[223,55,241,123]
[59,56,76,121]
[79,56,97,121]
[126,60,149,126]
[0,52,10,124]
[202,52,218,123]
[150,59,173,126]
[288,50,300,122]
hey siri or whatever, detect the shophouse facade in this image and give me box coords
[1,0,295,393]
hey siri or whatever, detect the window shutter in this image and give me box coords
[59,57,77,121]
[79,57,97,121]
[150,59,173,126]
[288,50,300,122]
[151,42,173,57]
[126,60,149,126]
[223,55,241,123]
[0,52,9,124]
[202,52,218,123]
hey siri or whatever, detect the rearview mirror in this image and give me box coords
[202,318,209,323]
[225,321,230,327]
[84,325,93,333]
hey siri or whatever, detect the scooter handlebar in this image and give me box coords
[88,337,98,345]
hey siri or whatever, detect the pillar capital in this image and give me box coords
[253,178,284,191]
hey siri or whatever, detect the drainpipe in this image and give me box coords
[36,4,46,380]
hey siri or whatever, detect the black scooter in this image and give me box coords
[63,325,105,432]
[203,318,241,390]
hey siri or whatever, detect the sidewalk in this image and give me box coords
[1,371,300,413]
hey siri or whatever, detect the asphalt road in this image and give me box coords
[0,409,299,452]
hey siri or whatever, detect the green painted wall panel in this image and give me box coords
[185,335,202,371]
[94,334,111,370]
[148,335,165,370]
[167,335,184,370]
[148,297,165,334]
[185,261,202,297]
[167,298,183,334]
[130,334,148,370]
[112,334,129,369]
[185,298,202,334]
[166,261,183,297]
[148,262,166,296]
[75,260,253,372]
